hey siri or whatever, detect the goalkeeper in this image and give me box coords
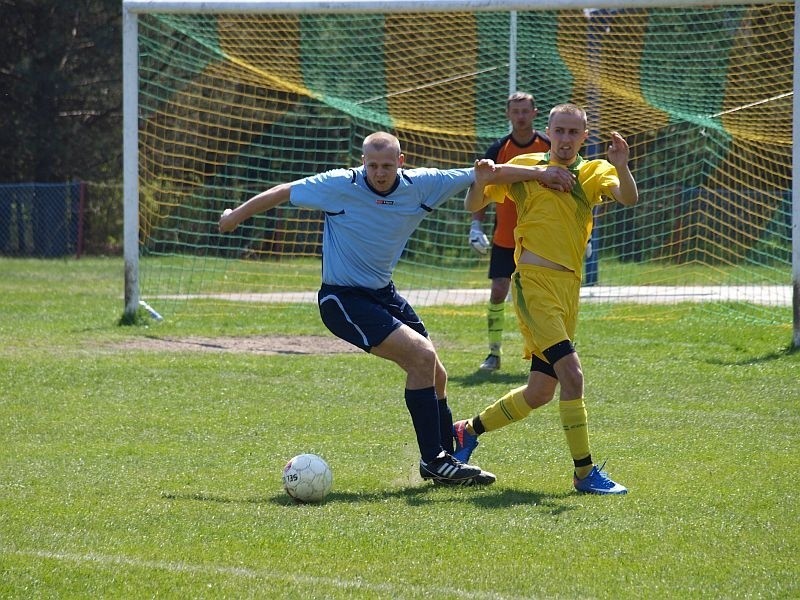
[455,104,638,494]
[219,131,575,486]
[469,92,551,372]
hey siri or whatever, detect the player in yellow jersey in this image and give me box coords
[455,103,639,494]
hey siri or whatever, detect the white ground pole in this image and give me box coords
[793,0,800,349]
[122,0,797,348]
[122,7,139,319]
[508,10,517,96]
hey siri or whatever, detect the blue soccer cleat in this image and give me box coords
[452,420,479,463]
[573,461,627,495]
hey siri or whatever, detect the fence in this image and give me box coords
[0,182,85,258]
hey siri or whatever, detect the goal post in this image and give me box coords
[122,6,139,321]
[122,0,777,12]
[794,0,800,349]
[122,0,798,348]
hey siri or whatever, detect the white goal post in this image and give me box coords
[122,0,799,348]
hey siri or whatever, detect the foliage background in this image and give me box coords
[0,1,122,183]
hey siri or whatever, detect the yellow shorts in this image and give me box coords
[511,264,581,361]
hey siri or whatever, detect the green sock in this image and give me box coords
[487,301,504,355]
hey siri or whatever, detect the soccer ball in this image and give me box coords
[282,453,332,503]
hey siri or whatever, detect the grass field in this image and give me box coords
[1,257,798,599]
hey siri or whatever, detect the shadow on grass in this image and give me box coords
[705,343,799,366]
[448,370,527,388]
[161,485,574,515]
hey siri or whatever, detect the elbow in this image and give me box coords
[616,181,638,207]
[465,196,488,212]
[464,187,486,212]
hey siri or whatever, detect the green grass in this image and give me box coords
[1,257,798,599]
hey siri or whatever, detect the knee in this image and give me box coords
[557,363,584,398]
[524,386,554,409]
[406,338,438,374]
[490,279,510,303]
[435,359,447,387]
[545,343,584,397]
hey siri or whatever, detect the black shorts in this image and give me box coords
[488,244,516,280]
[317,282,428,352]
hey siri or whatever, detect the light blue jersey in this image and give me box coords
[290,166,475,288]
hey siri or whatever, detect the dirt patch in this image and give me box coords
[122,335,360,355]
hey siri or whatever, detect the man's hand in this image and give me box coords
[538,166,576,192]
[607,131,630,167]
[469,219,491,255]
[219,208,236,233]
[607,131,638,206]
[473,158,496,187]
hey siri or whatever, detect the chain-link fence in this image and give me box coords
[0,182,123,257]
[0,182,82,257]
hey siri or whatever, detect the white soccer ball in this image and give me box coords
[282,453,332,503]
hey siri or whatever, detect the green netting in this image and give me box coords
[134,5,793,327]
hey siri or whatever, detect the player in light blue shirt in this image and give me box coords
[219,131,574,486]
[290,164,473,289]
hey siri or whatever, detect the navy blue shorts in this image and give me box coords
[317,282,428,352]
[488,244,516,280]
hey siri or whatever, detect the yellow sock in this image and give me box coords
[474,386,531,433]
[560,398,593,479]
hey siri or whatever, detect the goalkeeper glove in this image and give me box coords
[469,220,491,255]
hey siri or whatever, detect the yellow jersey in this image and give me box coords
[484,152,619,279]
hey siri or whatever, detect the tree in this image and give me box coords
[0,0,122,182]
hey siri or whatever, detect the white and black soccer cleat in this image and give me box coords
[420,452,481,483]
[427,468,497,487]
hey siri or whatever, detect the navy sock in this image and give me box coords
[438,397,454,454]
[404,387,442,462]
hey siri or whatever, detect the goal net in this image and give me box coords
[124,2,794,327]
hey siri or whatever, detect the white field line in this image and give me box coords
[5,548,533,600]
[155,285,792,307]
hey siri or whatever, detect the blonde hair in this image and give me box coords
[362,132,401,156]
[548,103,587,129]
